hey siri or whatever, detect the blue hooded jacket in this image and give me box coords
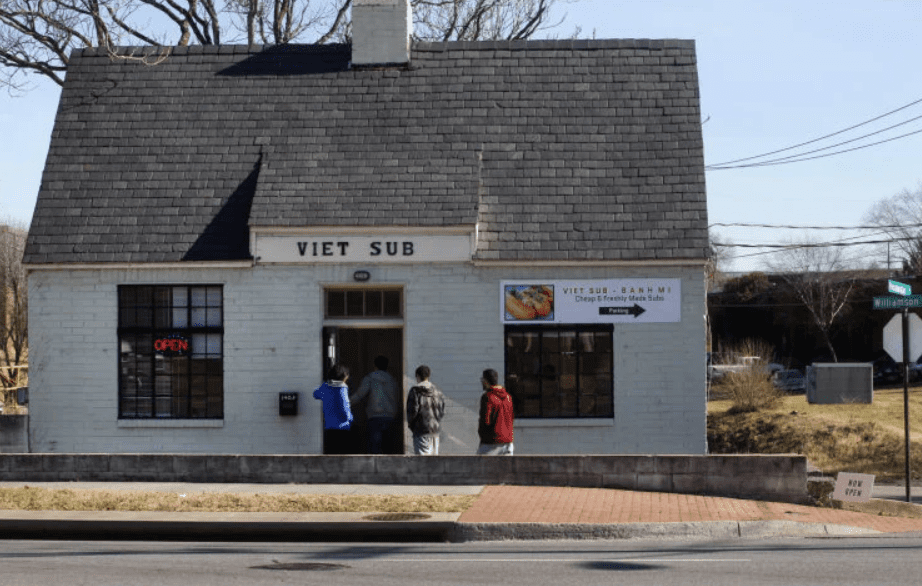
[313,381,353,430]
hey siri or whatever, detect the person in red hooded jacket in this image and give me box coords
[476,368,514,455]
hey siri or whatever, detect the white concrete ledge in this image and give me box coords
[0,454,808,504]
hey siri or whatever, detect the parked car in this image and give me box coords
[771,369,805,393]
[707,354,782,384]
[873,356,901,385]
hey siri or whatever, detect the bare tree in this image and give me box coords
[705,229,732,355]
[0,221,28,413]
[706,228,732,292]
[2,0,569,89]
[0,0,219,89]
[223,0,348,45]
[767,239,861,362]
[863,182,922,275]
[413,0,555,42]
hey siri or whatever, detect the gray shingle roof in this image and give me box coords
[23,39,708,264]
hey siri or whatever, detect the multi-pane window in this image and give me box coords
[325,288,402,318]
[118,285,223,419]
[505,324,613,418]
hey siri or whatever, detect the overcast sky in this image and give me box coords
[2,0,920,272]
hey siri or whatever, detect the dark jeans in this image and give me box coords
[367,417,397,454]
[323,428,354,455]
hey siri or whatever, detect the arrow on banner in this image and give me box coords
[599,304,646,318]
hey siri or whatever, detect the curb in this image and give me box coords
[450,520,880,542]
[0,513,458,543]
[0,512,880,542]
[834,498,922,519]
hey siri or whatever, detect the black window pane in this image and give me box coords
[506,325,613,419]
[542,330,560,353]
[593,331,612,352]
[191,376,207,417]
[325,289,402,318]
[206,286,221,307]
[383,290,401,316]
[146,287,166,328]
[327,291,345,317]
[579,392,598,416]
[581,353,612,376]
[206,307,223,327]
[207,378,223,417]
[366,290,383,316]
[118,285,223,420]
[346,290,364,316]
[136,306,153,328]
[154,306,171,329]
[522,398,542,417]
[172,362,190,418]
[120,397,137,418]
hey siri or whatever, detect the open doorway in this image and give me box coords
[321,327,403,454]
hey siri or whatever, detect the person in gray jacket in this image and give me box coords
[351,355,400,454]
[406,365,446,455]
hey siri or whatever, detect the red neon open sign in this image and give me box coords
[154,337,189,355]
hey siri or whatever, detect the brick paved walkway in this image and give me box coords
[459,486,922,533]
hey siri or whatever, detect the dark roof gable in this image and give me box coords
[24,39,708,264]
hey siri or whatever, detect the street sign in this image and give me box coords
[889,280,912,296]
[874,295,922,309]
[884,312,922,363]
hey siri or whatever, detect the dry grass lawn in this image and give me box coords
[709,387,922,481]
[0,486,478,513]
[710,387,922,433]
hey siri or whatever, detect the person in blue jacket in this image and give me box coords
[313,363,353,454]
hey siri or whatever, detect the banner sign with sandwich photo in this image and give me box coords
[502,279,681,324]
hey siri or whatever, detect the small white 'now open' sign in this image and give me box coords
[832,472,875,503]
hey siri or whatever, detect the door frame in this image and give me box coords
[320,283,406,454]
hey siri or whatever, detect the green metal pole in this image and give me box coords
[903,307,912,503]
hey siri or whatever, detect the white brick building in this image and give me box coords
[23,1,709,455]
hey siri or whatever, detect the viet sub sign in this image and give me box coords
[254,233,474,263]
[501,279,681,324]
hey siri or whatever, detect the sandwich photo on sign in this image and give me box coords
[504,284,555,321]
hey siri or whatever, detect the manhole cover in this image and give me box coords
[251,562,348,571]
[363,512,432,521]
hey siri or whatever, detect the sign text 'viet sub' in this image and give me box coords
[255,234,474,263]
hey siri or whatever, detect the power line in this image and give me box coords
[751,113,922,164]
[715,230,899,260]
[705,95,922,168]
[711,112,922,169]
[708,127,922,169]
[709,222,922,231]
[720,238,915,249]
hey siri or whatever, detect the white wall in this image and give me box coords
[27,262,706,454]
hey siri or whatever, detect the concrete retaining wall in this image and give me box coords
[0,454,807,503]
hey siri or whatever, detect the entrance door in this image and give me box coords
[321,327,403,454]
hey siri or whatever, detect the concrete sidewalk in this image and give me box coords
[1,481,922,542]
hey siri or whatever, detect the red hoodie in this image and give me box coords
[478,385,514,444]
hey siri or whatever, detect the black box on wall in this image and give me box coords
[279,392,299,416]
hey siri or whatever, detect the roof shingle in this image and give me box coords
[24,39,708,264]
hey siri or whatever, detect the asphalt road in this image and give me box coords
[2,535,922,586]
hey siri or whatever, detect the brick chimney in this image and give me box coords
[352,0,412,66]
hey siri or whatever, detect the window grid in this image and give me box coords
[504,324,614,419]
[325,289,402,318]
[118,285,223,419]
